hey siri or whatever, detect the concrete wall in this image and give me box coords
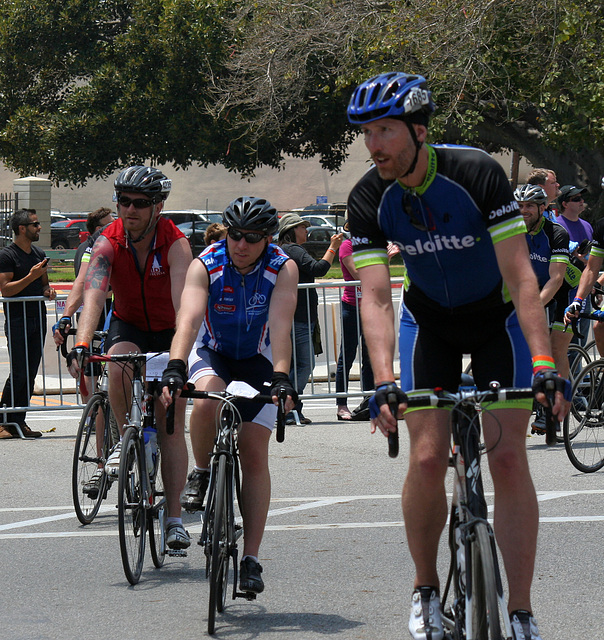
[0,139,532,215]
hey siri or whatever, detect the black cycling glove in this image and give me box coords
[160,359,188,395]
[270,371,298,404]
[66,344,89,371]
[369,382,408,419]
[532,369,572,403]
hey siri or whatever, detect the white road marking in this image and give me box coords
[1,491,603,539]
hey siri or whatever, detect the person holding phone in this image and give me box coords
[0,209,56,439]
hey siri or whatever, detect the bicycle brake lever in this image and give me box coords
[275,387,287,443]
[166,378,176,435]
[543,380,558,447]
[386,391,399,459]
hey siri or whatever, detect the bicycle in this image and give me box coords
[168,380,287,635]
[60,329,120,525]
[84,350,181,584]
[564,311,604,472]
[389,382,554,640]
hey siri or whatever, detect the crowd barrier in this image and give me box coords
[0,279,405,422]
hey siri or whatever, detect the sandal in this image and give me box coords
[337,408,353,421]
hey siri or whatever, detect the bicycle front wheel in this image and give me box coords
[148,447,166,569]
[72,393,112,525]
[208,455,229,635]
[564,359,604,473]
[469,522,505,640]
[118,427,147,585]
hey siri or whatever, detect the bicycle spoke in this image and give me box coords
[148,448,166,569]
[118,428,146,585]
[565,360,604,473]
[72,393,110,525]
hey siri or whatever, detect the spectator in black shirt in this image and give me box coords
[0,209,56,438]
[277,212,343,424]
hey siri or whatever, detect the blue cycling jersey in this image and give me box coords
[348,144,526,310]
[525,217,569,290]
[195,239,289,359]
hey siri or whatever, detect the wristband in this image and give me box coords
[327,248,336,255]
[532,354,555,374]
[573,296,583,303]
[75,341,90,350]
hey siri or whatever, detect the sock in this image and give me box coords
[193,465,209,473]
[242,555,258,563]
[166,517,183,527]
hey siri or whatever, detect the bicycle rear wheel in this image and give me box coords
[118,426,147,585]
[564,359,604,473]
[148,447,166,568]
[208,455,229,635]
[72,393,112,525]
[469,522,505,640]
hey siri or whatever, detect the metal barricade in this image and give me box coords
[0,279,404,421]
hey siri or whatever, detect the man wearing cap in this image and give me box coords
[277,213,343,424]
[556,185,592,246]
[556,186,593,345]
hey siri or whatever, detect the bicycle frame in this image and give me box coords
[200,397,247,599]
[440,389,513,640]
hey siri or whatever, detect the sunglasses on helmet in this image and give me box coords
[117,195,156,209]
[227,228,268,244]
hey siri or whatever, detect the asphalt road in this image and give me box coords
[1,395,603,640]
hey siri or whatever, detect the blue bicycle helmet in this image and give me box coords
[222,197,279,235]
[347,72,435,125]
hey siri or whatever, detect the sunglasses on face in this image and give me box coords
[117,195,155,209]
[25,221,41,228]
[227,228,267,244]
[569,196,584,203]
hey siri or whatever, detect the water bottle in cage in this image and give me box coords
[142,392,157,475]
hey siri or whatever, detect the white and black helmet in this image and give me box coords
[114,166,171,203]
[514,183,548,205]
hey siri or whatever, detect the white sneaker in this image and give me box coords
[105,441,122,477]
[510,610,543,640]
[408,587,444,640]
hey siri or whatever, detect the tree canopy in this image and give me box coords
[1,0,604,214]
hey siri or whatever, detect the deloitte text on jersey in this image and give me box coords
[400,234,476,255]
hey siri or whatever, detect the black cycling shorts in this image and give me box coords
[105,316,175,354]
[399,293,532,394]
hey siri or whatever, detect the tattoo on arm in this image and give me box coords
[85,254,111,291]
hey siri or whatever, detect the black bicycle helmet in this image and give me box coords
[347,72,435,125]
[514,184,548,205]
[114,166,172,203]
[222,197,279,235]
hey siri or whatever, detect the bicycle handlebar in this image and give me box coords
[398,384,558,447]
[570,311,604,340]
[165,383,289,441]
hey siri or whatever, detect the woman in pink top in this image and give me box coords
[335,228,374,420]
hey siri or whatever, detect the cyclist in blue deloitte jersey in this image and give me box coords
[515,183,572,435]
[346,72,570,640]
[160,196,298,596]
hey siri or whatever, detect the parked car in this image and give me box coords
[303,226,339,260]
[298,203,347,231]
[176,220,210,255]
[162,209,212,226]
[50,218,87,249]
[300,214,345,232]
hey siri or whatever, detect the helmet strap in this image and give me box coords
[127,203,160,244]
[401,121,422,179]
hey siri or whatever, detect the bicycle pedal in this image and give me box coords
[235,591,257,601]
[166,549,188,558]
